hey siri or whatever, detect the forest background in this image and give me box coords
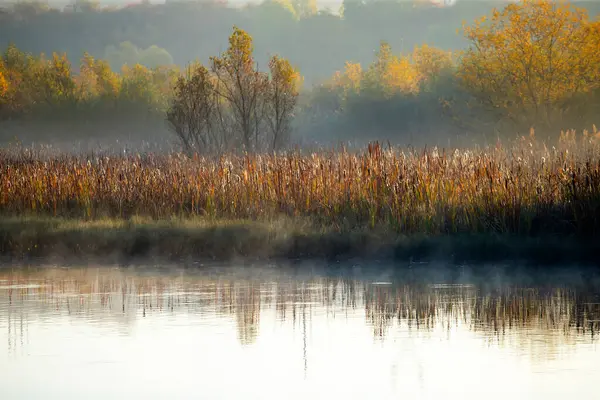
[1,0,600,151]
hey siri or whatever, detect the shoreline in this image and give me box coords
[1,216,598,267]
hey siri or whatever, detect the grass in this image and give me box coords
[1,215,599,266]
[1,129,600,265]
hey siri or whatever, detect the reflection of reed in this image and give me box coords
[0,269,598,358]
[362,283,600,361]
[234,283,261,345]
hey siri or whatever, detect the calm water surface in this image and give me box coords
[1,264,599,399]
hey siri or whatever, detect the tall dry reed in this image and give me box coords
[2,129,600,236]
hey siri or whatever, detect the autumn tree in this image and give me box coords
[361,41,420,97]
[167,63,225,153]
[412,44,454,90]
[118,64,176,112]
[0,69,6,97]
[458,0,600,132]
[7,50,78,115]
[1,44,35,115]
[384,55,419,95]
[301,37,468,145]
[77,53,121,102]
[266,55,301,150]
[362,41,393,94]
[0,64,7,116]
[0,46,79,117]
[0,43,176,128]
[167,27,300,153]
[331,61,362,100]
[210,27,269,151]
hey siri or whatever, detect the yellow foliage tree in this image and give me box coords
[76,53,122,109]
[120,64,156,105]
[0,68,7,98]
[384,55,419,95]
[0,44,174,118]
[152,65,180,99]
[76,53,98,101]
[30,52,77,110]
[363,41,393,94]
[94,59,121,99]
[458,0,600,129]
[412,44,454,88]
[331,61,362,96]
[0,65,7,117]
[210,26,269,150]
[361,41,421,97]
[267,55,302,149]
[0,45,31,115]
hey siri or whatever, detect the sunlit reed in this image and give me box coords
[2,129,600,235]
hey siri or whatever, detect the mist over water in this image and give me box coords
[0,264,599,400]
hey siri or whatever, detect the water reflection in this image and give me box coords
[0,266,599,399]
[2,268,600,351]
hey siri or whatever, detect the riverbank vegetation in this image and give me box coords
[2,215,599,265]
[1,1,600,263]
[2,131,600,235]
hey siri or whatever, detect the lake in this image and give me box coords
[0,263,599,399]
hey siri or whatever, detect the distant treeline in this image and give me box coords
[2,0,600,85]
[1,0,600,148]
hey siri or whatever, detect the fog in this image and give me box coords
[1,0,600,153]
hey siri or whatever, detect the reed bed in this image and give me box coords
[2,129,600,236]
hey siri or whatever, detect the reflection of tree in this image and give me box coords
[0,269,599,359]
[234,282,261,346]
